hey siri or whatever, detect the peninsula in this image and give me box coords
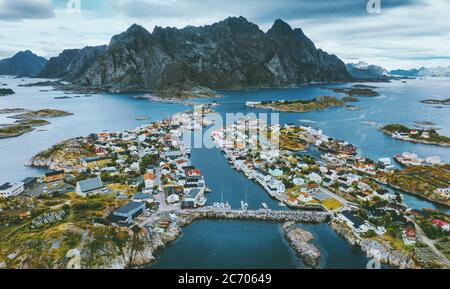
[380,124,450,147]
[246,96,344,112]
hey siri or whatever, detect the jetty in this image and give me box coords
[177,207,332,223]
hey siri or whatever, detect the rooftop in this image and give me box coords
[77,177,103,193]
[114,201,145,215]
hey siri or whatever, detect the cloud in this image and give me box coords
[0,0,448,70]
[115,0,426,21]
[0,0,54,21]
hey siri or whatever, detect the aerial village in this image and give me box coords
[0,102,449,268]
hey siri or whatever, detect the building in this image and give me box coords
[112,201,146,224]
[75,176,105,197]
[184,188,206,207]
[297,192,313,203]
[431,219,449,231]
[337,211,370,235]
[307,172,322,184]
[132,192,153,203]
[0,182,24,198]
[21,177,38,190]
[402,228,416,245]
[44,170,64,183]
[167,194,180,204]
[144,172,156,189]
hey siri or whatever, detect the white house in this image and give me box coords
[268,168,283,177]
[297,192,313,203]
[167,194,180,204]
[292,177,305,186]
[268,179,285,194]
[0,182,24,198]
[307,172,322,184]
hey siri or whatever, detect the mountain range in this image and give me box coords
[36,17,352,92]
[390,66,450,77]
[346,61,389,79]
[0,50,47,77]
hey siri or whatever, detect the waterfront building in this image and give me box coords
[0,182,24,198]
[76,176,105,197]
[44,170,65,183]
[425,156,441,165]
[21,177,37,190]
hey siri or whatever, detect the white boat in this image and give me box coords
[261,203,269,210]
[241,201,249,211]
[278,202,287,207]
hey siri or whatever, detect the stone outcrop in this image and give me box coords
[282,222,321,268]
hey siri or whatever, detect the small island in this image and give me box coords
[246,96,344,112]
[331,85,380,97]
[0,109,73,139]
[421,98,450,105]
[10,109,74,120]
[380,124,450,147]
[342,96,359,102]
[0,88,15,96]
[0,119,50,139]
[345,105,362,110]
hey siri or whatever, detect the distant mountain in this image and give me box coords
[44,17,352,92]
[346,61,389,79]
[0,50,47,77]
[390,66,450,77]
[37,45,107,80]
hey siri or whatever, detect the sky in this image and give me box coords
[0,0,449,70]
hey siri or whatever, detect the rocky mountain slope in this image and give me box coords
[37,45,107,80]
[39,17,352,92]
[0,50,47,77]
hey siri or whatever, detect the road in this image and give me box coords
[412,219,450,267]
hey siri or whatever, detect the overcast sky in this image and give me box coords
[0,0,449,70]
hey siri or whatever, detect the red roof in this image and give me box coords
[144,173,155,181]
[186,169,201,176]
[432,219,449,228]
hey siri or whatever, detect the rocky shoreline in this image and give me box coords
[115,210,329,268]
[330,220,418,269]
[282,222,321,268]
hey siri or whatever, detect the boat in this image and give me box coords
[278,202,287,207]
[261,203,269,210]
[240,201,248,211]
[135,116,151,121]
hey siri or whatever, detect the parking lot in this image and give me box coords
[26,180,75,197]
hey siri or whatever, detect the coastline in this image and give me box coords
[378,128,450,147]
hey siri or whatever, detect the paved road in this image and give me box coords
[412,220,450,267]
